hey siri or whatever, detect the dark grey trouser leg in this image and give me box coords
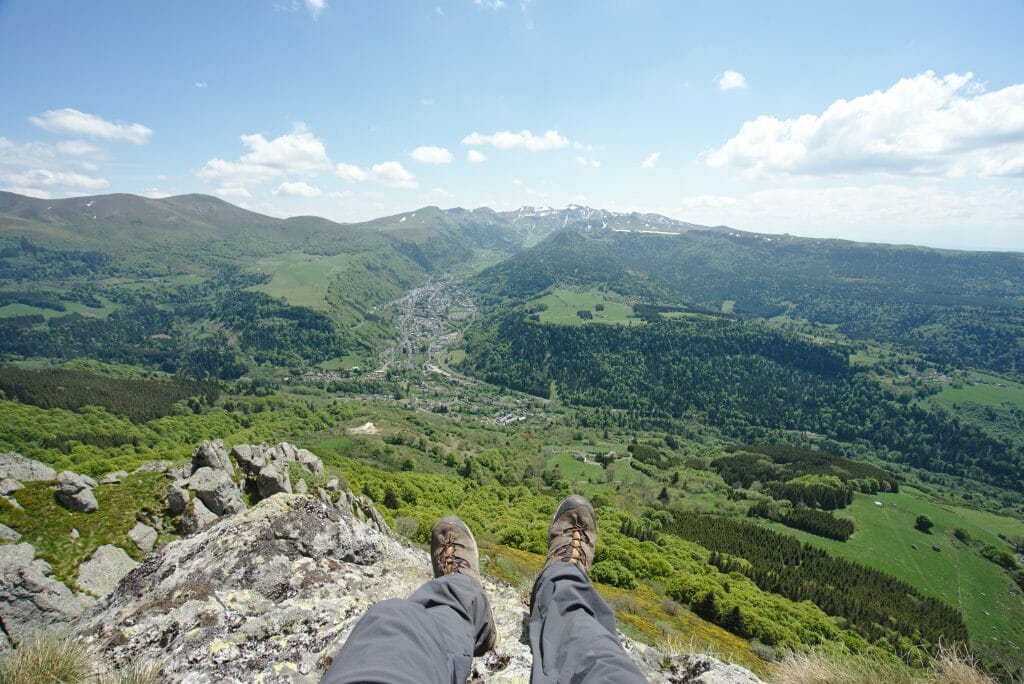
[320,573,492,684]
[529,563,647,684]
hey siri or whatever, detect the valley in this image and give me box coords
[1,192,1023,681]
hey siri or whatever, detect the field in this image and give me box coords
[0,298,117,320]
[928,372,1024,411]
[757,488,1024,667]
[531,288,636,326]
[247,252,354,310]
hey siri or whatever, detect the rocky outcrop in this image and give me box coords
[0,522,20,541]
[0,452,56,482]
[100,470,129,484]
[180,497,219,535]
[55,470,99,513]
[166,481,190,515]
[0,543,91,643]
[77,545,140,597]
[0,478,22,496]
[80,491,764,683]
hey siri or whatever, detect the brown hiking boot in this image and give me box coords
[430,515,497,655]
[545,495,597,575]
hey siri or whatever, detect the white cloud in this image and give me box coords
[214,185,252,199]
[274,180,323,197]
[718,70,748,91]
[306,0,326,17]
[55,140,103,157]
[199,123,331,187]
[705,71,1024,179]
[575,156,601,168]
[410,145,454,164]
[142,188,171,199]
[641,152,661,169]
[29,108,152,144]
[429,187,454,199]
[462,129,569,151]
[474,0,506,8]
[194,81,208,89]
[435,6,443,15]
[1,169,109,196]
[335,161,417,189]
[677,184,1024,249]
[467,149,487,163]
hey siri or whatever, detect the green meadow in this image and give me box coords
[248,252,354,310]
[531,287,636,326]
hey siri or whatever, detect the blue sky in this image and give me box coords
[1,0,1023,250]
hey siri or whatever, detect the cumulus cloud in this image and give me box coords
[410,145,454,164]
[575,156,601,168]
[29,108,152,144]
[199,123,331,187]
[306,0,326,16]
[705,71,1024,178]
[462,129,569,151]
[718,70,748,91]
[1,169,109,196]
[274,180,322,197]
[467,149,487,163]
[336,161,417,189]
[641,152,660,169]
[142,188,171,199]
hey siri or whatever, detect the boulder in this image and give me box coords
[133,460,173,474]
[294,478,308,495]
[230,443,267,475]
[166,481,190,515]
[0,452,56,482]
[0,522,20,541]
[0,543,85,641]
[180,497,218,536]
[191,439,234,476]
[256,463,291,498]
[55,471,99,513]
[326,478,341,492]
[129,522,158,553]
[295,448,325,477]
[187,467,245,516]
[0,478,23,496]
[77,545,140,597]
[100,470,129,484]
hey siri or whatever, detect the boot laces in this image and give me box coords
[440,535,471,575]
[557,518,592,565]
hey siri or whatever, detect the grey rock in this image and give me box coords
[295,448,324,477]
[187,467,245,516]
[0,452,56,482]
[294,478,308,495]
[2,496,22,510]
[70,528,80,539]
[0,543,84,641]
[326,478,340,492]
[76,492,763,684]
[129,522,158,553]
[0,478,23,496]
[133,460,174,474]
[55,471,99,513]
[191,439,234,476]
[77,544,140,597]
[100,470,129,484]
[167,481,190,515]
[166,462,191,481]
[256,463,291,498]
[0,522,20,541]
[230,443,267,475]
[180,497,218,536]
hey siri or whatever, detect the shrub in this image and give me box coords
[915,514,934,533]
[591,559,637,588]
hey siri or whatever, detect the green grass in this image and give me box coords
[756,489,1024,669]
[928,372,1024,411]
[531,287,636,326]
[248,252,355,310]
[0,472,171,589]
[0,298,117,321]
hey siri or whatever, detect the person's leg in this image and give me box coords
[529,496,647,684]
[321,516,495,684]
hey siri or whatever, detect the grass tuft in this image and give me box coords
[0,632,97,684]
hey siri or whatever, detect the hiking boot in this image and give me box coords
[431,515,483,583]
[544,495,597,575]
[430,515,497,655]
